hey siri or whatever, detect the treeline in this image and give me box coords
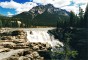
[56,4,88,60]
[57,4,88,28]
[0,17,20,28]
[48,4,88,60]
[0,4,88,28]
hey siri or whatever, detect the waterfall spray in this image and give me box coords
[26,30,63,49]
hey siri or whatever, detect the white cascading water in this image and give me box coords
[26,30,63,48]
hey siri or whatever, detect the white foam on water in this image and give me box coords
[26,30,63,47]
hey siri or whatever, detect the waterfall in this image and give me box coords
[26,30,63,48]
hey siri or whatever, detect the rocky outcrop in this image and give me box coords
[0,30,27,42]
[0,40,51,60]
[0,48,10,52]
[13,4,69,27]
[0,29,52,60]
[0,49,44,60]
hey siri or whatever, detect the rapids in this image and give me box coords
[26,30,63,48]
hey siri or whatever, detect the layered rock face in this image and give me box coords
[0,29,52,60]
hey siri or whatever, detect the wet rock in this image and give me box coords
[0,31,12,36]
[0,46,4,49]
[19,56,31,60]
[32,51,39,58]
[2,57,19,60]
[25,54,33,59]
[17,35,26,39]
[7,56,19,60]
[45,43,52,50]
[22,49,31,56]
[0,48,10,53]
[0,42,16,49]
[11,30,26,36]
[1,36,12,40]
[0,49,24,60]
[0,29,52,60]
[33,45,39,50]
[11,30,20,36]
[39,57,44,60]
[30,31,33,34]
[12,39,25,43]
[27,54,33,59]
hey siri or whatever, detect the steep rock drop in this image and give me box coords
[26,30,64,50]
[0,28,64,60]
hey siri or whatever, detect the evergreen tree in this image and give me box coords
[69,11,76,27]
[79,6,84,18]
[84,4,88,28]
[74,14,80,27]
[0,20,2,28]
[79,6,84,27]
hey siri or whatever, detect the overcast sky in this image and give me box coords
[0,0,88,16]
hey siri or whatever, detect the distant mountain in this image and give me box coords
[13,4,70,27]
[0,14,7,18]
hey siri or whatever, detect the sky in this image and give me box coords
[0,0,88,16]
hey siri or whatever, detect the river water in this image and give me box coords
[25,28,63,48]
[0,28,63,48]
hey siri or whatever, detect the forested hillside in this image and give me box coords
[0,4,87,28]
[0,4,69,28]
[48,4,88,60]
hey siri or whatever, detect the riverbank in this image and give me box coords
[0,30,52,60]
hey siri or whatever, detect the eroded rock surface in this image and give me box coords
[0,29,52,60]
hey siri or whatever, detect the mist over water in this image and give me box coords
[26,28,63,48]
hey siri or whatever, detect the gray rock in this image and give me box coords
[32,51,39,58]
[0,48,10,53]
[19,56,31,60]
[33,45,39,50]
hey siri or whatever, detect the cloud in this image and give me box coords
[72,0,88,12]
[0,0,21,9]
[61,4,87,14]
[81,4,87,12]
[0,0,88,15]
[61,0,88,14]
[73,0,88,4]
[33,0,71,8]
[33,0,44,4]
[0,0,37,14]
[33,0,88,14]
[62,5,79,14]
[7,12,14,17]
[16,2,37,14]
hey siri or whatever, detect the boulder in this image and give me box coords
[17,35,26,39]
[33,45,39,50]
[0,46,4,49]
[19,56,31,60]
[32,51,40,59]
[0,42,16,49]
[25,54,33,59]
[0,49,24,60]
[11,30,26,36]
[2,56,19,60]
[0,48,10,53]
[0,29,52,60]
[1,36,12,40]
